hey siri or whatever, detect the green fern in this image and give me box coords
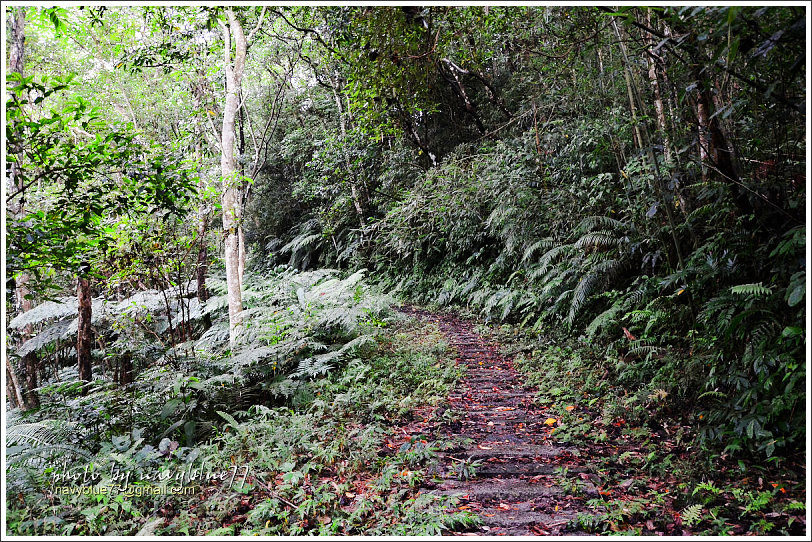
[521,238,557,264]
[626,344,660,360]
[576,215,630,233]
[730,283,773,297]
[585,301,623,338]
[6,419,90,466]
[8,298,83,329]
[574,231,626,250]
[680,504,704,527]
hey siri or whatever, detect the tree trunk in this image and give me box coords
[220,9,248,345]
[6,358,26,409]
[22,352,39,408]
[692,92,711,180]
[197,217,213,330]
[9,7,40,410]
[646,10,671,163]
[612,18,689,278]
[331,84,366,227]
[613,21,644,151]
[77,275,93,389]
[238,222,246,283]
[119,352,133,386]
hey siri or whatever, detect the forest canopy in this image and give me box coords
[4,4,807,537]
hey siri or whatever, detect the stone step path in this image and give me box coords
[397,306,595,536]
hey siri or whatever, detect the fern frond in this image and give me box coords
[567,273,601,324]
[680,504,703,527]
[627,344,660,360]
[6,419,90,466]
[537,243,573,272]
[576,215,629,233]
[574,231,626,250]
[521,238,557,263]
[585,301,623,338]
[8,298,109,329]
[16,320,73,357]
[730,282,772,297]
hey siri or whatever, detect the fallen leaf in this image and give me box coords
[530,525,550,535]
[544,418,557,426]
[495,406,515,411]
[497,503,511,511]
[623,327,636,341]
[565,405,576,411]
[477,444,493,450]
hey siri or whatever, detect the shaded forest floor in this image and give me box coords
[393,306,806,536]
[6,300,805,536]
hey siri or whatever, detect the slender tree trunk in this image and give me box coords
[646,10,671,163]
[77,274,93,389]
[6,358,26,409]
[692,93,711,180]
[612,18,689,279]
[614,21,643,151]
[22,353,39,408]
[238,224,246,281]
[220,9,247,345]
[237,91,248,281]
[196,215,213,330]
[596,45,605,93]
[9,7,40,410]
[119,352,133,386]
[331,84,366,227]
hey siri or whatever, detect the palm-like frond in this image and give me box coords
[576,215,630,233]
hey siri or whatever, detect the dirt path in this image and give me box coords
[398,306,595,535]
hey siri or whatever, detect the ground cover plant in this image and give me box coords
[6,269,479,535]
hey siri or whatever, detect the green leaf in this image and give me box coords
[786,283,804,307]
[216,410,246,436]
[730,283,771,297]
[781,326,803,339]
[160,398,182,420]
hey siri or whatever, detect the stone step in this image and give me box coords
[447,443,577,460]
[458,393,527,399]
[431,478,564,502]
[437,461,582,479]
[476,501,578,533]
[473,462,585,478]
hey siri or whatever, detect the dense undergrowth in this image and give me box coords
[468,318,806,536]
[274,119,805,463]
[6,269,477,535]
[244,6,806,466]
[5,5,806,537]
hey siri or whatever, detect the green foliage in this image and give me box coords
[6,72,196,293]
[6,4,807,536]
[6,267,474,535]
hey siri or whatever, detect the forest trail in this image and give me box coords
[397,306,593,536]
